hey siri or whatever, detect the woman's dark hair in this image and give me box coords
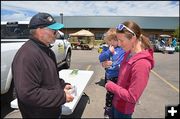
[117,21,152,49]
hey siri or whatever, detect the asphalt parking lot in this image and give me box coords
[3,49,179,118]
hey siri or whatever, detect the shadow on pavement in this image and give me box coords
[3,93,90,118]
[62,93,90,118]
[95,78,105,87]
[1,98,14,118]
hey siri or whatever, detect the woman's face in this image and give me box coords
[116,33,133,52]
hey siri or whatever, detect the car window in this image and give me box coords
[1,23,30,39]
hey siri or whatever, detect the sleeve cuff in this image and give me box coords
[105,81,116,93]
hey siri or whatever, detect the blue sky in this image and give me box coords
[1,1,179,21]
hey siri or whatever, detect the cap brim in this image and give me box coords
[47,23,64,30]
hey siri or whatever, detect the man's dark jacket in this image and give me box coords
[12,37,67,118]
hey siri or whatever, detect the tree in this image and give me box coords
[173,26,179,38]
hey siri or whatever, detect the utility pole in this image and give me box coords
[60,13,63,24]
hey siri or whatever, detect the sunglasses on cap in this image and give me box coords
[116,24,136,36]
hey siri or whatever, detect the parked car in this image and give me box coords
[1,21,72,104]
[153,34,175,54]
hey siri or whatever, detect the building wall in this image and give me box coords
[55,16,179,30]
[55,15,179,39]
[56,16,178,40]
[61,28,175,40]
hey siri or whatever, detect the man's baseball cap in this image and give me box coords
[29,12,64,30]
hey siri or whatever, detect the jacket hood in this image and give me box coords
[128,48,154,69]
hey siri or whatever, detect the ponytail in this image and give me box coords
[139,34,152,49]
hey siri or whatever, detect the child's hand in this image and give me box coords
[109,45,115,54]
[102,61,112,68]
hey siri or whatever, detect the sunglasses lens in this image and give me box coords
[116,24,136,36]
[116,24,124,31]
[119,24,124,30]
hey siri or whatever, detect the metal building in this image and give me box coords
[54,16,179,40]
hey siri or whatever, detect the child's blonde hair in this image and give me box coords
[104,28,118,42]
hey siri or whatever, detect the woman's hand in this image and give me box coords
[105,80,114,91]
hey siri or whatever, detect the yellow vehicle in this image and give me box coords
[98,43,108,53]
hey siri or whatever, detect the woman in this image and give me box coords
[105,21,154,118]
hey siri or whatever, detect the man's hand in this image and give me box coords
[64,84,74,102]
[64,84,73,91]
[64,91,74,102]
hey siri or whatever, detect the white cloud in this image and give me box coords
[1,13,32,21]
[1,1,179,21]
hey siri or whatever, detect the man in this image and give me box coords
[12,12,74,118]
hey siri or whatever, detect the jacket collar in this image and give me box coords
[126,49,154,69]
[29,35,52,49]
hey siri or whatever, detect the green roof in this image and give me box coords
[54,16,179,30]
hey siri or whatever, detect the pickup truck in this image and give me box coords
[1,21,72,104]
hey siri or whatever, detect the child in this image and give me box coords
[99,33,112,84]
[99,28,125,118]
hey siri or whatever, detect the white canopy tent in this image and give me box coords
[69,29,94,37]
[69,29,95,50]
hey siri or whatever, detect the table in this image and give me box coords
[10,69,94,115]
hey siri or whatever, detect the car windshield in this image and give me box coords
[1,22,30,39]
